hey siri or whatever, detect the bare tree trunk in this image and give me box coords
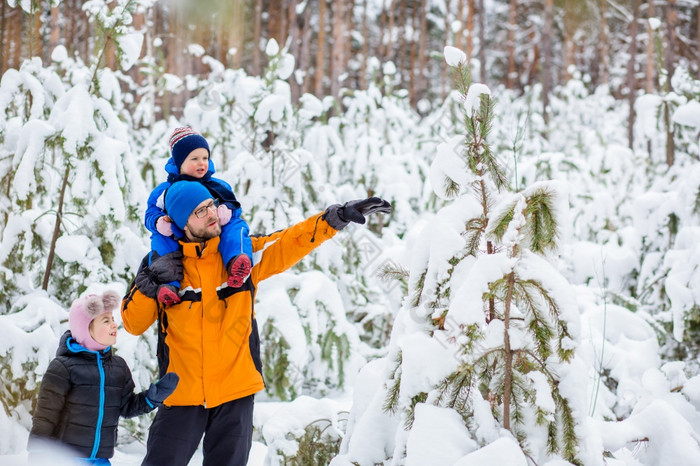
[29,2,41,61]
[49,5,61,60]
[645,0,656,93]
[417,0,427,102]
[379,1,388,60]
[409,2,417,105]
[298,2,312,94]
[43,165,70,291]
[627,0,639,150]
[288,0,302,101]
[563,25,574,82]
[104,1,118,70]
[506,0,517,89]
[387,0,395,63]
[252,0,262,75]
[478,0,486,82]
[526,30,540,86]
[67,0,76,58]
[315,0,327,96]
[467,0,475,64]
[456,0,464,51]
[396,0,407,74]
[269,0,284,45]
[542,0,553,125]
[442,0,451,99]
[665,0,677,79]
[1,0,7,73]
[330,0,346,97]
[598,0,609,85]
[360,0,368,89]
[344,0,354,84]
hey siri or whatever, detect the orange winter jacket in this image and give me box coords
[121,212,337,408]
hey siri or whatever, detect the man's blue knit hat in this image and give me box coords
[164,181,214,230]
[170,127,210,170]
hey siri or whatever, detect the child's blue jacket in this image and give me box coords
[145,157,242,235]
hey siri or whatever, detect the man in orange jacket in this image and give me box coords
[121,181,391,466]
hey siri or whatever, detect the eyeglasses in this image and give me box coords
[191,200,219,219]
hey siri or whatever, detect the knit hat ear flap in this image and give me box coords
[101,290,120,311]
[83,295,104,319]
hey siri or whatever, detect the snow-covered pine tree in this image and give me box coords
[334,46,584,465]
[0,4,150,437]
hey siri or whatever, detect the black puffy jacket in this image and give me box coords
[28,330,153,459]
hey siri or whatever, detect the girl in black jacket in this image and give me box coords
[28,290,178,465]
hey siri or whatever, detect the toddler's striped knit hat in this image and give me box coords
[169,127,210,170]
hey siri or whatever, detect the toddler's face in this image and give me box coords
[89,311,117,347]
[180,148,210,178]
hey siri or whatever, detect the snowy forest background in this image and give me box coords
[1,0,700,464]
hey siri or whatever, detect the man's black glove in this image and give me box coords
[323,197,392,230]
[134,251,184,299]
[145,372,179,408]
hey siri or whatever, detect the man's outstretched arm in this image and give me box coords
[250,197,391,283]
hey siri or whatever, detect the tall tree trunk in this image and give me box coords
[409,1,417,105]
[417,0,427,102]
[379,1,388,61]
[627,0,639,150]
[526,31,540,86]
[268,0,284,45]
[49,4,61,61]
[252,0,262,75]
[288,0,302,102]
[598,0,609,85]
[456,0,464,51]
[387,0,395,63]
[344,0,354,83]
[330,0,346,97]
[396,0,407,75]
[542,0,554,125]
[645,0,656,93]
[104,1,117,70]
[563,25,574,82]
[442,0,451,99]
[665,0,677,79]
[360,0,369,89]
[315,0,327,96]
[506,0,517,89]
[1,0,7,73]
[298,2,312,94]
[466,0,475,64]
[478,0,486,82]
[67,0,76,59]
[29,1,41,61]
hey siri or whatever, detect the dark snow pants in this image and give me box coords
[141,395,254,466]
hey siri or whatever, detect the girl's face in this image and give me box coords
[89,311,118,347]
[180,148,210,178]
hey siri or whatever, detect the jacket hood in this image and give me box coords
[56,330,112,359]
[165,157,216,183]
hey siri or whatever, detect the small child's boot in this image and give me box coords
[157,284,181,306]
[227,255,252,288]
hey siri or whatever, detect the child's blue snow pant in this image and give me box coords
[141,395,254,466]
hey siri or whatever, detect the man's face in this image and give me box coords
[184,198,221,242]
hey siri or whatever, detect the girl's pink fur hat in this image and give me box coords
[68,290,120,351]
